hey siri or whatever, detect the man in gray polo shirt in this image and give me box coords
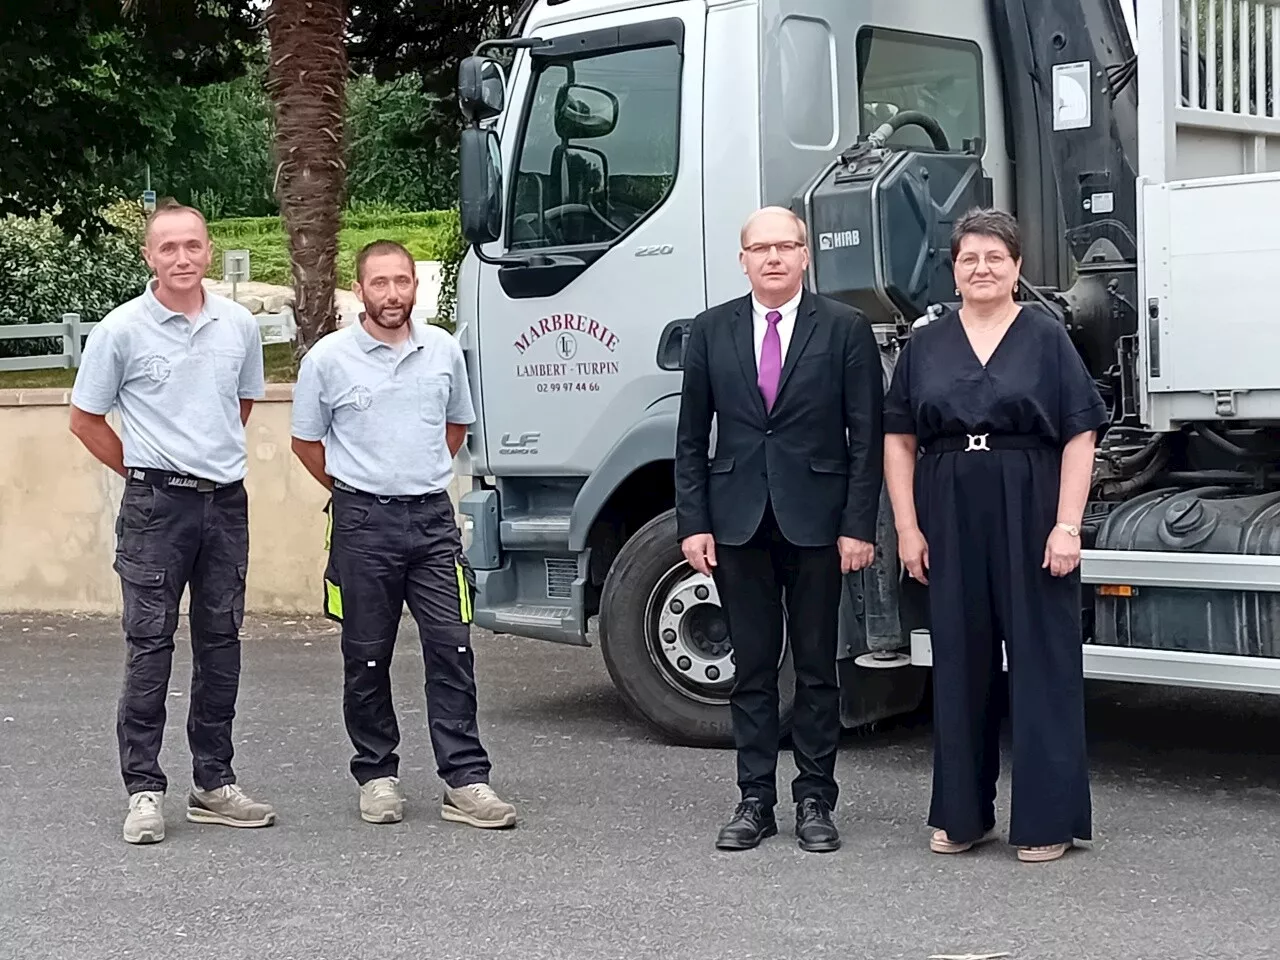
[291,239,516,830]
[70,201,276,845]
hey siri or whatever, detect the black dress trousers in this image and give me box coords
[713,501,842,810]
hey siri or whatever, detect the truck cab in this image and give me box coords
[452,0,1280,746]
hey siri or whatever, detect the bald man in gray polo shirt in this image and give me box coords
[70,202,276,845]
[291,239,516,830]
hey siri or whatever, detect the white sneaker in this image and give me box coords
[441,783,517,829]
[360,776,404,824]
[123,791,165,844]
[186,783,276,828]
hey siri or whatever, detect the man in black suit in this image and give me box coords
[675,206,884,852]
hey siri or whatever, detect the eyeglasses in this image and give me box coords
[743,241,806,257]
[955,252,1009,269]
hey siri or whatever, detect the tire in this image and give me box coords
[599,508,795,748]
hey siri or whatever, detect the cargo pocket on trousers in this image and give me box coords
[323,570,344,623]
[114,555,168,637]
[321,499,343,623]
[232,564,247,631]
[453,552,476,627]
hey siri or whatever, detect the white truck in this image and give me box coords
[449,0,1280,747]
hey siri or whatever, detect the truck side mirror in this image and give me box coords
[554,83,618,140]
[459,126,503,246]
[458,56,505,122]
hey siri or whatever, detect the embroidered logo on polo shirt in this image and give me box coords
[140,355,172,384]
[350,385,373,410]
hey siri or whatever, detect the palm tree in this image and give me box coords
[124,0,348,355]
[264,0,348,355]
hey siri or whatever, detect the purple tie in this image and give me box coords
[758,310,782,412]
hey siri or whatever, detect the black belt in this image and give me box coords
[921,434,1053,455]
[127,468,240,493]
[332,478,444,504]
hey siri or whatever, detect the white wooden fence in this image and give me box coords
[0,309,297,374]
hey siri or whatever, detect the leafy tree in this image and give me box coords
[347,1,522,100]
[4,0,518,351]
[0,0,257,235]
[346,74,459,213]
[157,62,277,220]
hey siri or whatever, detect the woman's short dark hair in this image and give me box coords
[950,208,1022,262]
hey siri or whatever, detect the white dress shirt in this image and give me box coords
[751,289,801,369]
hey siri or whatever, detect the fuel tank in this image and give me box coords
[1092,486,1280,657]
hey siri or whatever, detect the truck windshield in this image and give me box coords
[508,42,681,251]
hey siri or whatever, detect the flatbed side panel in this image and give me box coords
[1137,1,1280,426]
[1140,172,1280,427]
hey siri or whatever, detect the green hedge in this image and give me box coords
[0,200,150,357]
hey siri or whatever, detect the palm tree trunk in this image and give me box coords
[264,0,348,356]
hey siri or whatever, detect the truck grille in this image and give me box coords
[544,558,576,600]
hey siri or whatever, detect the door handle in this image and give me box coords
[656,318,694,371]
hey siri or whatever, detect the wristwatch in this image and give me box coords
[1055,521,1081,537]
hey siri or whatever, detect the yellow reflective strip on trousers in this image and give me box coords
[324,578,343,621]
[455,562,471,624]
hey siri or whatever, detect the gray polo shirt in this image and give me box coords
[71,281,266,485]
[290,319,475,496]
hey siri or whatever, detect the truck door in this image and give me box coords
[476,3,707,474]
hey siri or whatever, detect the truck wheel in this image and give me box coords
[599,509,795,748]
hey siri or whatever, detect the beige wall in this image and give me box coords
[0,385,460,615]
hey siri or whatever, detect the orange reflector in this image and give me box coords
[1096,584,1134,597]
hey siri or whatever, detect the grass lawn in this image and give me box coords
[208,210,460,288]
[0,342,299,390]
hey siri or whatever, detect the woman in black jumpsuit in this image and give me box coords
[882,209,1107,863]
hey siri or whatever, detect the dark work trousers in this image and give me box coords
[711,500,843,810]
[326,487,491,789]
[918,446,1092,847]
[113,476,248,795]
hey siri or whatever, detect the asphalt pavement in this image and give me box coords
[1,610,1279,960]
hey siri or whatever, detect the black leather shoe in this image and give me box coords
[795,797,841,852]
[715,798,777,850]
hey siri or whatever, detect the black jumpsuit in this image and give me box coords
[883,305,1108,847]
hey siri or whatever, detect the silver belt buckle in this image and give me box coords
[964,433,990,452]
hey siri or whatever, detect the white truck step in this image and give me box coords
[473,603,584,645]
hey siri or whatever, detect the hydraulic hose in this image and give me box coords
[867,110,951,152]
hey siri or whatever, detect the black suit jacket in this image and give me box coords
[674,290,884,548]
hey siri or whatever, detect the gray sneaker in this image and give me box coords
[441,782,517,829]
[123,790,165,844]
[360,776,405,824]
[186,784,276,828]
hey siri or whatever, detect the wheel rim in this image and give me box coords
[643,561,787,705]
